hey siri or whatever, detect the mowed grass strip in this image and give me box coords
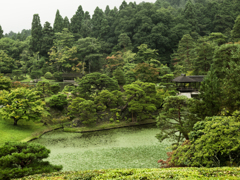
[0,116,50,146]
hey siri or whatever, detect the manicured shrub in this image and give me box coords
[30,70,42,79]
[49,93,68,110]
[50,83,60,94]
[0,142,62,180]
[44,72,53,79]
[53,72,63,81]
[0,75,11,91]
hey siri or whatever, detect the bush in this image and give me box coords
[30,70,42,79]
[50,83,60,94]
[169,111,240,167]
[53,72,63,81]
[0,75,11,91]
[0,142,62,180]
[49,93,68,110]
[44,72,53,79]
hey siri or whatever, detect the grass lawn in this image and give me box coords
[0,116,57,146]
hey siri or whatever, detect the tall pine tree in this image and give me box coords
[184,0,199,32]
[70,5,84,40]
[53,10,64,33]
[231,15,240,42]
[41,21,54,57]
[0,25,3,39]
[30,14,42,53]
[63,16,70,29]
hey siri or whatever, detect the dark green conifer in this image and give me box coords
[0,25,3,39]
[30,14,42,53]
[53,10,64,33]
[41,21,54,57]
[70,5,84,40]
[63,16,70,29]
[231,15,240,42]
[184,0,199,32]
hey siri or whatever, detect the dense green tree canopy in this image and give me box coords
[0,87,47,125]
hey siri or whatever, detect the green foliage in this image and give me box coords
[53,10,64,33]
[35,81,52,97]
[76,37,102,73]
[53,72,63,81]
[14,167,240,180]
[0,87,47,125]
[44,72,53,79]
[133,63,160,83]
[68,97,97,125]
[0,25,3,39]
[75,72,119,99]
[0,142,62,180]
[50,83,60,94]
[12,69,25,81]
[94,90,124,109]
[209,32,227,46]
[62,85,75,93]
[156,96,200,143]
[231,15,240,42]
[198,68,222,117]
[49,93,68,110]
[70,5,84,40]
[41,21,54,57]
[171,111,240,167]
[135,44,159,64]
[116,33,132,52]
[123,81,162,121]
[113,68,126,85]
[0,50,17,73]
[172,34,195,73]
[30,70,42,79]
[30,14,42,53]
[0,75,11,91]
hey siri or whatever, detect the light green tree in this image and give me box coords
[0,87,48,125]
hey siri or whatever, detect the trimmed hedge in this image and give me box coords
[15,167,240,180]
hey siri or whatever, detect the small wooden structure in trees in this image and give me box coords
[62,73,83,83]
[172,74,205,98]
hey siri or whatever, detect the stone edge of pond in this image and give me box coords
[64,120,157,133]
[25,126,63,143]
[25,120,157,142]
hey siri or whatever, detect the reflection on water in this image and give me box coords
[32,124,172,171]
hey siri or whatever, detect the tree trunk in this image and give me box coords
[13,118,18,126]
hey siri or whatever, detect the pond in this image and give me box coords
[32,124,172,171]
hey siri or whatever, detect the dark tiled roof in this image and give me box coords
[172,75,205,83]
[188,75,205,82]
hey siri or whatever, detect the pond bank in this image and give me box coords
[26,119,156,143]
[64,119,156,133]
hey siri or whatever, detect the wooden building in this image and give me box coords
[172,74,205,98]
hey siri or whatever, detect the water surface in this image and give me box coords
[32,124,171,171]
